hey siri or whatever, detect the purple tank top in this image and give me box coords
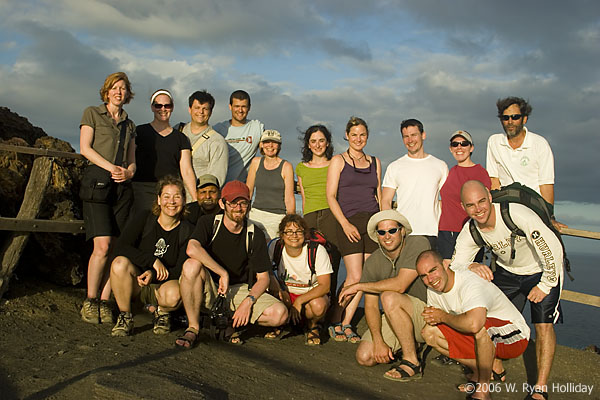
[337,156,379,217]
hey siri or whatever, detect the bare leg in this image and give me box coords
[155,280,181,312]
[256,302,288,327]
[179,259,205,331]
[304,295,329,328]
[532,323,556,399]
[381,292,419,373]
[109,256,140,313]
[340,252,368,335]
[87,236,112,299]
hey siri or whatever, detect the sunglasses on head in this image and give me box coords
[500,114,522,121]
[451,141,471,148]
[153,103,173,110]
[376,227,400,236]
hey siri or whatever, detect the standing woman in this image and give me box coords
[326,116,381,342]
[295,125,341,305]
[132,89,197,212]
[438,130,491,263]
[79,71,136,324]
[246,129,295,241]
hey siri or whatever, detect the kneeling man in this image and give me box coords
[339,210,431,381]
[176,180,288,347]
[417,250,530,400]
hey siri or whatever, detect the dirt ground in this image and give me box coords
[0,273,598,400]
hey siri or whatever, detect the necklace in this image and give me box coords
[346,150,365,162]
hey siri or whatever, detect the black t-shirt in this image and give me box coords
[133,123,192,182]
[184,202,222,225]
[115,210,193,280]
[191,214,270,286]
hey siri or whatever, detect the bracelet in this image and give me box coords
[246,294,256,304]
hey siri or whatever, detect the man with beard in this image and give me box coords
[486,97,556,205]
[185,174,222,223]
[175,180,287,348]
[338,210,430,381]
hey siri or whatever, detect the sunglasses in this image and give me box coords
[153,103,173,110]
[376,227,400,236]
[451,141,471,148]
[500,114,522,121]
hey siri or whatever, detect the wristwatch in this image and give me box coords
[246,295,256,304]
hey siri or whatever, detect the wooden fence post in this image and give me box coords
[0,156,54,298]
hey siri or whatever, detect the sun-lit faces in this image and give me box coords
[402,125,425,156]
[375,220,404,255]
[450,136,473,164]
[461,183,493,226]
[308,130,328,157]
[223,197,250,223]
[158,184,184,218]
[260,140,280,157]
[417,255,448,293]
[189,100,212,126]
[230,98,250,125]
[107,80,128,107]
[197,185,219,211]
[152,94,173,121]
[346,124,368,151]
[500,104,527,139]
[281,222,305,250]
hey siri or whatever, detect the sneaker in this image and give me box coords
[111,312,134,337]
[99,300,115,324]
[153,309,171,335]
[80,297,100,324]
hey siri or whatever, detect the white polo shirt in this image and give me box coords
[486,127,554,194]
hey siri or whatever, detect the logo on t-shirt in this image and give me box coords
[154,238,169,257]
[531,230,541,240]
[520,156,530,166]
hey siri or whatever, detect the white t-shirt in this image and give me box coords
[213,119,264,183]
[451,203,563,294]
[427,270,530,341]
[268,243,333,295]
[486,128,554,194]
[382,154,448,236]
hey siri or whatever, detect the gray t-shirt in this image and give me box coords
[360,235,431,302]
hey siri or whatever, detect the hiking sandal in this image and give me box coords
[305,325,321,346]
[328,323,346,342]
[175,328,198,349]
[384,359,423,382]
[525,386,549,400]
[264,327,285,340]
[342,324,360,344]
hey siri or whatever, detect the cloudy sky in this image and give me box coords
[1,0,599,234]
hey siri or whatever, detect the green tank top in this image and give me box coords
[295,163,330,215]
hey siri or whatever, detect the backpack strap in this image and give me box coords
[270,238,284,272]
[469,219,486,249]
[177,122,186,132]
[191,129,216,156]
[499,202,525,261]
[306,241,319,278]
[210,214,254,255]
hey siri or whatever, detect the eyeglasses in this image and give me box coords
[153,103,173,110]
[376,227,400,236]
[450,141,471,148]
[500,114,522,121]
[226,200,250,209]
[283,230,304,237]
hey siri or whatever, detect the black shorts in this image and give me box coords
[493,266,562,324]
[336,211,378,257]
[83,182,132,240]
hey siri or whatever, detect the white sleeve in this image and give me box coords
[450,222,483,271]
[314,245,333,276]
[381,164,397,189]
[512,205,563,293]
[486,136,499,178]
[536,139,555,185]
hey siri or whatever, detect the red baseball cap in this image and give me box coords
[221,180,250,202]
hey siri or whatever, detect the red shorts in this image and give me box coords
[438,317,528,360]
[289,292,301,303]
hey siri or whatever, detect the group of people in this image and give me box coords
[78,71,565,400]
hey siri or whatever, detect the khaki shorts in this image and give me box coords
[201,280,282,324]
[361,294,426,352]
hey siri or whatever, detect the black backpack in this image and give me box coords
[469,182,572,280]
